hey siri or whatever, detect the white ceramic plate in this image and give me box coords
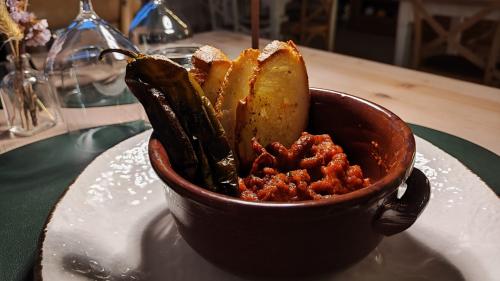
[39,130,500,281]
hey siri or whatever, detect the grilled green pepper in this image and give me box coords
[100,49,238,196]
[125,79,199,182]
[200,95,239,196]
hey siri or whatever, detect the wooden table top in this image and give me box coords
[1,31,499,155]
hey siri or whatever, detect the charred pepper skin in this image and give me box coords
[125,79,199,182]
[200,95,239,196]
[100,49,238,196]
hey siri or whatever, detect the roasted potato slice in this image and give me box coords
[235,41,310,170]
[216,49,260,152]
[190,45,232,105]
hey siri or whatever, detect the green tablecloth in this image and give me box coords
[0,123,498,281]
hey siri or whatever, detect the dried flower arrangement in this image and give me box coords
[0,0,52,131]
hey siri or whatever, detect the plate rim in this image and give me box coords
[33,130,153,281]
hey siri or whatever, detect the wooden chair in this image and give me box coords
[208,0,239,31]
[410,0,500,85]
[208,0,273,37]
[284,0,338,51]
[234,0,273,37]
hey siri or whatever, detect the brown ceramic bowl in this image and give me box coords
[148,88,430,277]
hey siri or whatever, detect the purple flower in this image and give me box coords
[6,0,17,9]
[31,18,48,32]
[6,0,25,15]
[5,0,52,47]
[10,10,34,24]
[25,19,51,47]
[7,0,34,25]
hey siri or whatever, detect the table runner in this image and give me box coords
[0,122,498,281]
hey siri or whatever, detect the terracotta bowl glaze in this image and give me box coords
[148,88,430,277]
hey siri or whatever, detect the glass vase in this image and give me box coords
[0,54,59,137]
[44,0,146,132]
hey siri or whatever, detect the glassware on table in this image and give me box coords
[128,0,192,52]
[147,45,201,69]
[0,54,60,137]
[44,0,146,132]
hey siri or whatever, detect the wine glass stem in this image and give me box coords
[80,0,94,13]
[154,0,164,4]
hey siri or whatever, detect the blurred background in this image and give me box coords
[1,0,499,88]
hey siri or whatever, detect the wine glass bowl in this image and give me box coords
[44,0,143,131]
[129,0,192,51]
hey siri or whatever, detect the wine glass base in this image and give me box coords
[9,121,57,137]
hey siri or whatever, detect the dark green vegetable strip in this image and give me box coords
[127,54,238,195]
[122,55,203,138]
[201,96,238,196]
[125,79,198,181]
[191,136,216,191]
[100,49,239,196]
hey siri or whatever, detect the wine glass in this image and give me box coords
[45,0,146,133]
[128,0,192,52]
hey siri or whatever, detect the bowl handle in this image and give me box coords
[372,168,431,236]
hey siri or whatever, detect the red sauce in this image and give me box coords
[239,132,371,202]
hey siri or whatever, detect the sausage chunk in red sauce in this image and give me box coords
[239,132,371,202]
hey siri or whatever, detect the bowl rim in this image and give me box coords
[148,88,416,209]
